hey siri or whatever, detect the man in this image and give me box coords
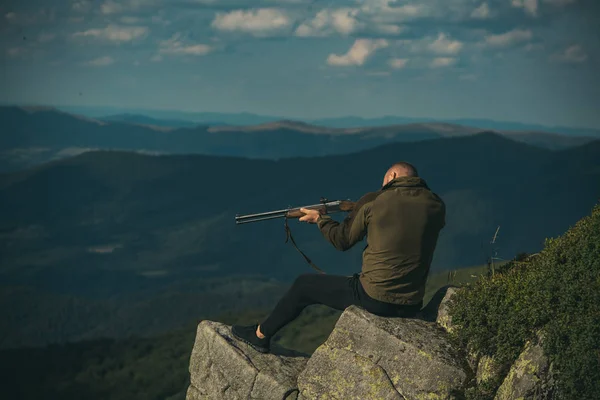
[232,162,446,353]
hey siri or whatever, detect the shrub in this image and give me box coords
[450,205,600,399]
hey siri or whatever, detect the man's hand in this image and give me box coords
[299,208,322,224]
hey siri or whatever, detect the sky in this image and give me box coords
[1,0,599,128]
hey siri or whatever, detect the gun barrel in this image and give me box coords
[236,208,291,220]
[235,212,287,224]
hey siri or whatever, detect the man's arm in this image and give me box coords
[316,192,379,251]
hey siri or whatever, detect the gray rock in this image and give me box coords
[494,340,550,400]
[186,385,207,400]
[187,321,308,400]
[297,305,469,400]
[435,287,460,333]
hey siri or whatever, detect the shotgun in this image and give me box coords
[235,198,355,224]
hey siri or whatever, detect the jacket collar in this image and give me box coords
[381,176,429,191]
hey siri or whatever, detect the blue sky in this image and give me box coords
[1,0,599,128]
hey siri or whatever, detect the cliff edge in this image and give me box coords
[186,287,470,399]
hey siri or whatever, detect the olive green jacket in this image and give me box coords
[317,176,446,305]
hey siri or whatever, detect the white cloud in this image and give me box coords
[292,0,503,32]
[399,33,464,56]
[356,0,500,23]
[295,7,407,37]
[327,39,389,67]
[38,32,56,43]
[471,3,491,19]
[72,0,92,13]
[326,8,359,35]
[430,57,457,68]
[212,8,292,37]
[158,34,212,56]
[511,0,538,17]
[7,47,25,58]
[375,24,404,35]
[83,56,115,67]
[388,58,408,69]
[101,1,126,15]
[295,8,362,37]
[552,44,588,63]
[427,33,463,55]
[484,29,532,47]
[73,25,149,43]
[360,1,429,24]
[162,44,211,56]
[99,0,159,15]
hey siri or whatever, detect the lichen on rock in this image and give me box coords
[494,340,551,400]
[297,305,469,400]
[477,355,504,385]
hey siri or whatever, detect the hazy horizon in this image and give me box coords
[3,102,600,132]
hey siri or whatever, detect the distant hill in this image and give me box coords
[310,116,600,138]
[207,120,481,136]
[55,105,600,138]
[100,114,201,128]
[0,106,595,172]
[60,105,278,125]
[1,132,599,348]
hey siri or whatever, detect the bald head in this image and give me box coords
[382,162,418,186]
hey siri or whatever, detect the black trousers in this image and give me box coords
[259,273,422,337]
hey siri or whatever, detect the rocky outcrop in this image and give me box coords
[186,295,471,400]
[297,305,469,399]
[185,285,559,400]
[187,321,309,400]
[494,340,554,400]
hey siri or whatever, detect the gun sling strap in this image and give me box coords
[284,217,326,274]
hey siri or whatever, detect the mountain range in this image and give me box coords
[1,106,596,172]
[1,131,599,348]
[55,104,600,137]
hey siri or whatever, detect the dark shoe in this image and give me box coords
[231,324,271,353]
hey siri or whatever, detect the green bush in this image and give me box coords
[450,205,600,399]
